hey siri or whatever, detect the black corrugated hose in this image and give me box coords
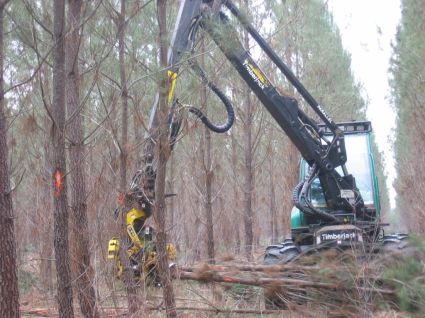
[292,164,338,223]
[188,60,235,133]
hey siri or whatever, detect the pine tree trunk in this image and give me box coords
[66,1,99,317]
[116,1,139,315]
[0,1,20,316]
[40,133,54,295]
[155,1,177,317]
[52,0,74,316]
[119,0,128,192]
[167,153,175,239]
[200,40,215,264]
[268,143,278,243]
[242,5,254,260]
[279,141,298,236]
[231,131,241,254]
[280,43,299,236]
[204,110,215,264]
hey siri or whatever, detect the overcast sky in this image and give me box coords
[328,0,401,208]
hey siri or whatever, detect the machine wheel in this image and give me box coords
[263,238,303,309]
[264,238,300,264]
[382,233,409,252]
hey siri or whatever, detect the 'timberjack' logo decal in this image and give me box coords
[321,232,356,241]
[317,104,333,124]
[243,58,269,90]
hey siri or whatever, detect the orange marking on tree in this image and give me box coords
[117,192,125,206]
[53,169,64,197]
[223,276,235,283]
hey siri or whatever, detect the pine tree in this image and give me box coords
[66,0,99,316]
[155,1,177,317]
[0,1,19,316]
[391,0,425,234]
[52,0,74,316]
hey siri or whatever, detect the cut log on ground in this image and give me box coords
[179,263,319,273]
[176,269,395,295]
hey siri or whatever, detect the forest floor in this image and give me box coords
[18,241,425,318]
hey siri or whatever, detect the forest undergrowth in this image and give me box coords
[19,237,425,318]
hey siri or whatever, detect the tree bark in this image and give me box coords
[118,0,128,192]
[155,1,177,317]
[231,130,241,254]
[177,270,395,295]
[116,1,139,315]
[204,105,215,264]
[40,131,54,295]
[66,1,99,317]
[280,43,299,236]
[167,153,175,240]
[200,40,215,264]
[52,0,74,316]
[242,3,254,260]
[0,1,20,316]
[267,139,278,243]
[179,263,318,273]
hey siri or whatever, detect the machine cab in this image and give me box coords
[291,121,381,230]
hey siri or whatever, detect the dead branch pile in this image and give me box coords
[175,243,425,316]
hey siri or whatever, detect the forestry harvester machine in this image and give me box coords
[107,0,407,291]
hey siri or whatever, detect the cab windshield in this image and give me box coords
[309,134,374,207]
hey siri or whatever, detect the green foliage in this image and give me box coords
[267,0,365,120]
[18,269,39,294]
[383,257,425,314]
[391,0,425,233]
[224,283,258,301]
[379,237,425,313]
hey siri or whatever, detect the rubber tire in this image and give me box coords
[263,243,302,309]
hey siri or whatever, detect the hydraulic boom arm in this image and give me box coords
[142,0,366,222]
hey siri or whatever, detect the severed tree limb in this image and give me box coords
[150,306,281,314]
[178,263,319,273]
[21,306,283,317]
[176,270,395,295]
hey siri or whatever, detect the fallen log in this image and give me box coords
[177,270,395,295]
[156,306,280,314]
[179,263,319,273]
[103,306,282,316]
[20,308,53,317]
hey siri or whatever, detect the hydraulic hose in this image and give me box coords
[188,61,235,133]
[292,181,314,216]
[292,164,338,223]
